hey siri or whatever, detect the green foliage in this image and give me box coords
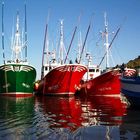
[127,56,140,68]
[115,56,140,69]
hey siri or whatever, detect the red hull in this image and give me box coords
[77,69,121,96]
[37,64,87,96]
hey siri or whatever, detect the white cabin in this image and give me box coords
[83,64,101,81]
[82,53,101,81]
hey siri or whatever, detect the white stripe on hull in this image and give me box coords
[45,92,74,96]
[93,94,120,97]
[1,92,33,95]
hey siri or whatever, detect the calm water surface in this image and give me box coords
[0,94,140,140]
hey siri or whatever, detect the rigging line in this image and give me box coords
[98,27,121,67]
[78,24,90,64]
[78,13,94,64]
[64,13,82,64]
[64,26,77,63]
[2,2,5,64]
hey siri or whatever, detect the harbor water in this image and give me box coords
[0,94,140,139]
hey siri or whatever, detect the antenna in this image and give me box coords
[2,2,5,64]
[104,12,108,27]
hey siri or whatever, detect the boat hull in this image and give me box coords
[37,64,87,96]
[77,69,121,96]
[121,76,140,107]
[0,64,36,97]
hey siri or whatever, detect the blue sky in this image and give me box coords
[0,0,140,79]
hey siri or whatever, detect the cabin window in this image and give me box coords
[96,69,99,72]
[49,67,52,70]
[45,67,48,71]
[89,69,95,72]
[52,59,55,63]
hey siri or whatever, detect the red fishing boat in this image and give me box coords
[76,13,121,96]
[37,64,87,96]
[35,20,87,96]
[77,69,121,96]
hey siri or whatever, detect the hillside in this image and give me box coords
[115,56,140,69]
[126,56,140,68]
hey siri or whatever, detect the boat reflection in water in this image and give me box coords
[79,95,127,126]
[0,96,35,139]
[34,94,128,139]
[1,94,140,139]
[35,96,83,130]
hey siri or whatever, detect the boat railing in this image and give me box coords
[6,60,28,65]
[122,68,137,78]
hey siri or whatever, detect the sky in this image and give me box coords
[0,0,140,80]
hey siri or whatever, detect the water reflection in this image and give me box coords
[0,95,140,139]
[35,96,83,131]
[79,95,127,126]
[0,97,35,139]
[120,108,140,139]
[34,95,127,139]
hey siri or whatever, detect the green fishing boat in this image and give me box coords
[0,3,36,97]
[0,64,36,97]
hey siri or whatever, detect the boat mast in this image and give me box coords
[41,11,50,79]
[1,2,5,64]
[41,22,48,79]
[59,19,65,64]
[12,12,22,63]
[98,14,121,67]
[24,3,27,62]
[104,12,109,69]
[77,31,82,63]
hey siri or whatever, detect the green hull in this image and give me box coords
[0,64,36,97]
